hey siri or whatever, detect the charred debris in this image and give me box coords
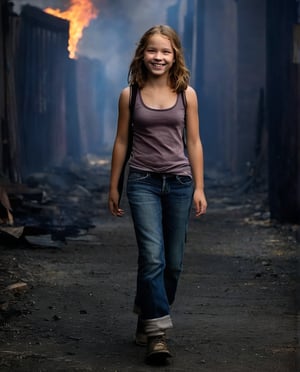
[0,156,111,249]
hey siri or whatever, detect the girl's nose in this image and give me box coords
[154,52,163,59]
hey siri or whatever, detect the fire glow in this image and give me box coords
[44,0,98,59]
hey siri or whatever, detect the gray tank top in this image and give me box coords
[129,89,192,176]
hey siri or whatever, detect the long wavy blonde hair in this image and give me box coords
[128,25,190,93]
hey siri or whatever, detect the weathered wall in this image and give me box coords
[236,0,266,175]
[201,0,238,173]
[76,57,107,155]
[200,0,266,179]
[266,0,300,223]
[0,0,22,182]
[0,0,5,172]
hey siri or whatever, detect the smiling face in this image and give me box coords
[143,34,175,77]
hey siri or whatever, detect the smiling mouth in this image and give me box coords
[152,63,165,67]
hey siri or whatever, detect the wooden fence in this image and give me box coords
[16,5,70,174]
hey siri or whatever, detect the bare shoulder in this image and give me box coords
[185,85,197,98]
[120,86,130,100]
[119,86,131,108]
[185,85,198,107]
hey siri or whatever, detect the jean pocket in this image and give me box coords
[176,175,193,185]
[128,171,150,182]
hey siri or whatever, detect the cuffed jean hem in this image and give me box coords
[144,315,173,337]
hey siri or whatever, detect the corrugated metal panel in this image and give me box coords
[16,5,70,174]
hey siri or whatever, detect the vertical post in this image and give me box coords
[65,58,81,160]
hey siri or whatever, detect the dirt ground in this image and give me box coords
[0,174,299,371]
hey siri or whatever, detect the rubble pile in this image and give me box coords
[0,155,111,249]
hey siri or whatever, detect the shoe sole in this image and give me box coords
[145,350,172,365]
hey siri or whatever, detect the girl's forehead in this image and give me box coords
[147,34,173,47]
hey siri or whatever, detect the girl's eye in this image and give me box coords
[145,49,173,55]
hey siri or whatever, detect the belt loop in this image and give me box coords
[162,175,166,193]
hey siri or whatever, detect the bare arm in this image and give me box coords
[185,86,207,216]
[108,87,130,216]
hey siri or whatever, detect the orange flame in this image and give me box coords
[44,0,98,59]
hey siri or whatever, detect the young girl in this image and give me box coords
[108,25,207,364]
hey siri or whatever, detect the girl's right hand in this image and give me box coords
[108,189,125,217]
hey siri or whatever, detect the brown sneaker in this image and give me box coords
[145,334,172,365]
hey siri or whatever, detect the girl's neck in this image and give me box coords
[140,76,177,109]
[145,75,171,90]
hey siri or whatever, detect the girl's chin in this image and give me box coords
[148,67,168,74]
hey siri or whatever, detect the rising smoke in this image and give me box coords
[12,0,182,89]
[12,0,186,144]
[13,0,180,69]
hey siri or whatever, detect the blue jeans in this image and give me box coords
[127,169,193,332]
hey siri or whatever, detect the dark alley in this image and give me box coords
[0,0,300,371]
[0,165,298,371]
